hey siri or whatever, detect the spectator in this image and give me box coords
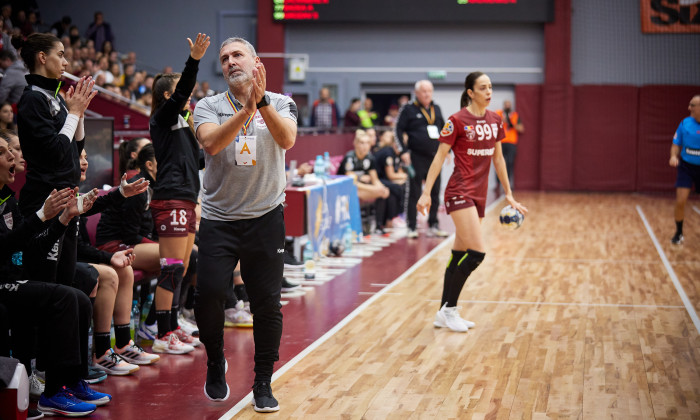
[50,15,71,38]
[0,102,14,130]
[94,55,114,85]
[358,97,378,128]
[0,49,27,104]
[1,4,11,33]
[85,11,114,52]
[343,97,361,129]
[68,25,81,46]
[336,129,390,203]
[0,19,16,55]
[384,104,399,127]
[373,130,407,232]
[309,87,340,129]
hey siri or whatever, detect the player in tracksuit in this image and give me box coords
[417,71,528,332]
[147,33,210,354]
[13,33,97,285]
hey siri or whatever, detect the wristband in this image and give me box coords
[59,114,80,142]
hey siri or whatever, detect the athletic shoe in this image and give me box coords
[428,226,449,237]
[204,358,229,401]
[178,315,199,337]
[433,303,469,332]
[94,348,140,375]
[152,331,195,354]
[281,277,301,292]
[180,307,196,324]
[29,372,44,401]
[224,302,253,328]
[66,380,112,406]
[27,408,44,419]
[283,250,303,268]
[252,381,280,413]
[83,367,107,384]
[407,229,419,239]
[114,340,160,365]
[671,232,684,245]
[137,323,157,341]
[172,326,201,347]
[38,387,96,417]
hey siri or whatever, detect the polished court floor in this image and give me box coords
[84,192,700,419]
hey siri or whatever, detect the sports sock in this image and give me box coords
[94,332,111,357]
[441,250,466,308]
[445,249,485,307]
[676,220,683,234]
[156,310,171,338]
[114,324,131,349]
[145,294,157,325]
[170,305,180,331]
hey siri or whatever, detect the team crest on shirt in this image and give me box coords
[3,213,12,230]
[345,158,354,172]
[440,120,453,137]
[255,113,266,128]
[362,158,370,170]
[465,125,476,141]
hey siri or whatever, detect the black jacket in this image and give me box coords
[149,56,201,203]
[95,171,154,247]
[17,74,84,215]
[0,185,68,283]
[394,101,445,159]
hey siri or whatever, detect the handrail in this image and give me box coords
[61,72,150,114]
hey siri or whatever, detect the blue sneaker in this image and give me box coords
[38,387,97,417]
[67,380,112,406]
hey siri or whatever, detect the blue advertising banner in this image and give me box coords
[306,176,362,257]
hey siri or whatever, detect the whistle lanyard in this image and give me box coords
[226,91,253,135]
[416,102,435,125]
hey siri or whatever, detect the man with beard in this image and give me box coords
[193,37,297,412]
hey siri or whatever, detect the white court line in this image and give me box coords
[370,283,391,287]
[636,206,700,335]
[218,196,505,419]
[693,205,700,216]
[448,299,684,310]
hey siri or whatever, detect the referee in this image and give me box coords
[395,80,447,238]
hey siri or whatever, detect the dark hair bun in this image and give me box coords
[10,35,23,50]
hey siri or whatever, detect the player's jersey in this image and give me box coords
[337,150,376,177]
[673,116,700,166]
[439,107,504,202]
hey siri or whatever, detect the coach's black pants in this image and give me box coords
[407,153,440,230]
[0,280,91,390]
[22,217,79,286]
[195,205,285,383]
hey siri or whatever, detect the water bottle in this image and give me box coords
[343,225,353,252]
[141,293,153,325]
[314,155,325,179]
[303,243,315,279]
[110,321,115,348]
[324,151,332,177]
[130,300,140,340]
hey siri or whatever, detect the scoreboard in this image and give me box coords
[273,0,554,23]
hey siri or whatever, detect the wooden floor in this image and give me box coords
[226,192,700,419]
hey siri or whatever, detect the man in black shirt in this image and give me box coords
[395,80,448,238]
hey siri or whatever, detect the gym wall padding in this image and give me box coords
[513,85,542,191]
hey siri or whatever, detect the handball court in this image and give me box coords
[89,192,700,419]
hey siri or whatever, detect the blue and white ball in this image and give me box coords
[499,205,524,230]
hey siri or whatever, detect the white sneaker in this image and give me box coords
[114,340,160,365]
[428,226,448,237]
[93,348,140,375]
[180,307,196,324]
[178,315,199,337]
[152,331,195,354]
[172,326,201,347]
[407,229,419,239]
[433,304,469,332]
[29,372,44,400]
[224,302,253,328]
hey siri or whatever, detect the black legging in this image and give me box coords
[406,153,440,230]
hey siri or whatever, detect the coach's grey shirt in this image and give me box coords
[194,90,297,221]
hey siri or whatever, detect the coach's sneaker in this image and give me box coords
[178,315,199,337]
[224,302,253,328]
[204,359,230,401]
[66,380,112,406]
[26,408,44,420]
[29,372,44,401]
[152,331,195,354]
[281,277,301,293]
[83,366,107,384]
[94,348,140,375]
[434,303,469,332]
[115,340,160,365]
[252,381,280,413]
[38,387,97,417]
[407,229,419,239]
[671,232,684,245]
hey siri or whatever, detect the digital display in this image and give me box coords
[273,0,554,23]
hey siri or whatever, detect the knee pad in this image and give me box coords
[157,263,185,292]
[456,250,485,277]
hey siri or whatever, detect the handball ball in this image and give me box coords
[499,205,524,230]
